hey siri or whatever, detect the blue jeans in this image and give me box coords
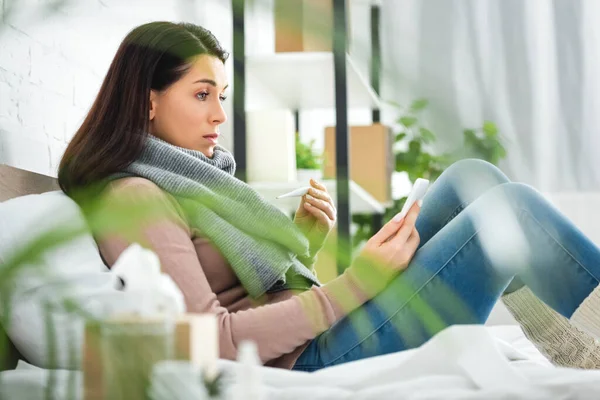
[293,159,600,372]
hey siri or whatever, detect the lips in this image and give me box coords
[203,134,219,145]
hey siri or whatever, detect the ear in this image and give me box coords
[149,90,158,121]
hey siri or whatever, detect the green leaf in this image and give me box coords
[385,100,403,109]
[395,152,407,163]
[400,116,418,128]
[394,133,407,143]
[406,140,422,164]
[395,152,412,171]
[483,121,498,137]
[410,98,429,112]
[419,127,436,143]
[463,129,477,142]
[498,145,507,159]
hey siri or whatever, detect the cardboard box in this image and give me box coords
[324,124,393,204]
[274,0,349,52]
[83,314,217,400]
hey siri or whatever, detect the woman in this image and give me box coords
[58,21,600,371]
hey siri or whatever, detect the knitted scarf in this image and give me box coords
[115,135,320,298]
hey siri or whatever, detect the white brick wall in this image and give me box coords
[0,0,233,177]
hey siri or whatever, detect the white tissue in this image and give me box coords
[232,341,263,400]
[110,244,186,315]
[148,361,208,400]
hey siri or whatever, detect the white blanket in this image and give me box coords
[8,325,597,400]
[218,325,600,400]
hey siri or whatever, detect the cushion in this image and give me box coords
[0,191,186,369]
[0,191,117,369]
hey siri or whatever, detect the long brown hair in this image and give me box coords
[58,21,228,195]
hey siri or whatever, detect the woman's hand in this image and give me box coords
[294,179,337,257]
[358,202,421,273]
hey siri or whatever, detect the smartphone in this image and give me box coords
[397,178,430,219]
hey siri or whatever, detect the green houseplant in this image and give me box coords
[352,98,507,248]
[295,132,324,182]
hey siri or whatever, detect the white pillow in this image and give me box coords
[0,191,118,368]
[0,191,186,369]
[0,191,111,281]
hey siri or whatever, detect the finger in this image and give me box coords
[310,179,328,192]
[395,203,420,243]
[400,229,420,262]
[408,229,420,252]
[308,187,334,207]
[371,215,404,245]
[295,196,310,217]
[392,203,421,245]
[304,202,332,226]
[308,183,336,211]
[305,194,336,221]
[408,227,420,247]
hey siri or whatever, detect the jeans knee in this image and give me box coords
[444,159,498,178]
[479,182,543,219]
[439,159,509,194]
[500,182,541,205]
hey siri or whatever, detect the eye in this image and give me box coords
[219,95,227,102]
[196,91,209,101]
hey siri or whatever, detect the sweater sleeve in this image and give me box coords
[96,178,396,364]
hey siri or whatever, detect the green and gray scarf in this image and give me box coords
[116,135,320,298]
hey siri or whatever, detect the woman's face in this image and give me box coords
[149,54,228,158]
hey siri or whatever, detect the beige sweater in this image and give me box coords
[96,178,392,369]
[503,286,600,368]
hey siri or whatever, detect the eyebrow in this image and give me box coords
[193,79,229,90]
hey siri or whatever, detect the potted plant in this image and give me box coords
[352,98,508,249]
[295,133,324,182]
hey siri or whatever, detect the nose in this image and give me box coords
[210,99,228,126]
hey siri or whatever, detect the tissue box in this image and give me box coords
[83,314,218,400]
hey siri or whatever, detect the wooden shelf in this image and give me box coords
[250,179,387,215]
[245,52,381,111]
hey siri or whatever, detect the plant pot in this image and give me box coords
[296,169,323,183]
